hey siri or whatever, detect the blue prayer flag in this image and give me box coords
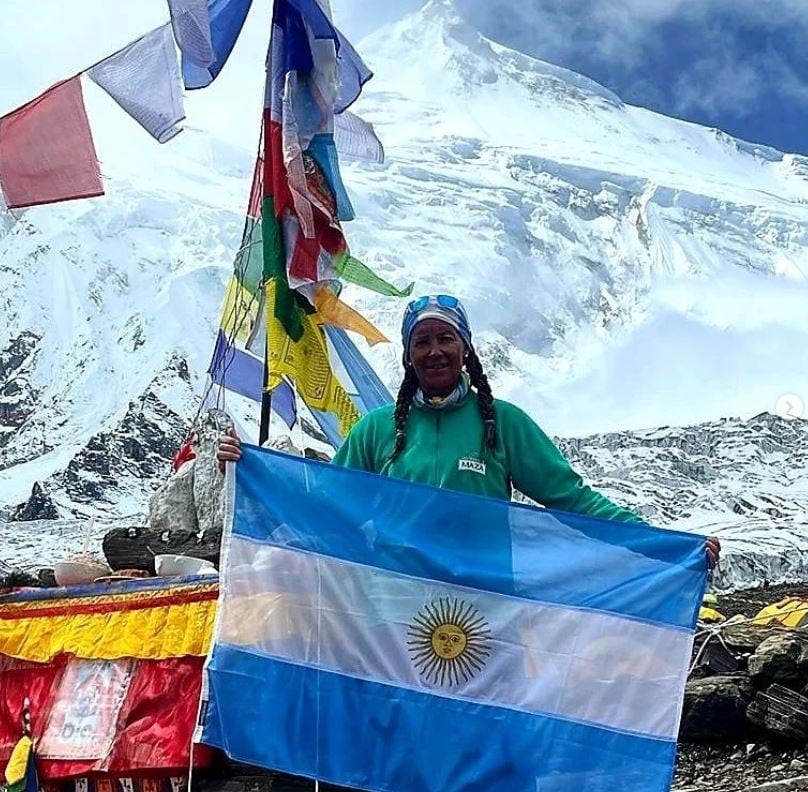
[182,0,252,89]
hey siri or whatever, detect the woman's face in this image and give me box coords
[408,319,465,397]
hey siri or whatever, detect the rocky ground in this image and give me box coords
[674,583,808,791]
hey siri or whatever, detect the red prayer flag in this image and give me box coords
[0,77,104,210]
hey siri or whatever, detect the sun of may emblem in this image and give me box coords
[407,597,491,687]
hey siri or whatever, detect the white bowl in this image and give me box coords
[154,554,217,578]
[54,560,111,586]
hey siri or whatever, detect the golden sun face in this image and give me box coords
[408,598,491,687]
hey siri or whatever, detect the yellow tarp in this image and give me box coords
[0,583,217,663]
[751,597,808,629]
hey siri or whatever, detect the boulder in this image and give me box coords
[722,624,791,656]
[749,634,808,685]
[103,525,220,574]
[192,410,233,540]
[747,684,808,741]
[680,674,753,742]
[148,456,198,535]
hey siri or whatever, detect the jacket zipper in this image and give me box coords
[434,411,441,485]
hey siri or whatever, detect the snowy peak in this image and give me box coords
[361,0,622,118]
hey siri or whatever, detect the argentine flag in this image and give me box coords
[198,446,706,792]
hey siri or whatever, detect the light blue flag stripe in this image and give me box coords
[201,646,678,792]
[232,447,707,629]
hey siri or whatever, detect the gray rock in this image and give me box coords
[723,625,790,655]
[680,675,753,742]
[747,684,808,741]
[749,633,808,685]
[192,410,233,540]
[148,457,198,535]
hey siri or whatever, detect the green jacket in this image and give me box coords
[332,391,643,523]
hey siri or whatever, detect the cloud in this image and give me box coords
[443,0,808,150]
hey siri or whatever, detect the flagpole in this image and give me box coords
[259,380,272,445]
[259,0,278,448]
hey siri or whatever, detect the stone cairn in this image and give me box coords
[101,410,326,573]
[102,408,233,572]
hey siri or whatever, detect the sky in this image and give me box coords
[2,0,806,155]
[332,0,808,156]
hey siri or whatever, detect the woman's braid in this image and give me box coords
[388,363,420,462]
[465,347,497,452]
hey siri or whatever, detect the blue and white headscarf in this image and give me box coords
[401,294,472,360]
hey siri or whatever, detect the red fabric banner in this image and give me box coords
[0,656,213,779]
[0,76,104,210]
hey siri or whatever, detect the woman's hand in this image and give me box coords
[706,536,721,570]
[217,428,242,473]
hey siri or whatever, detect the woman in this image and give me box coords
[218,294,720,567]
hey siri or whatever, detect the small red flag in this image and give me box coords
[0,76,104,210]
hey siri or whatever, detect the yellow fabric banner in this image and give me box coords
[266,280,361,436]
[0,584,217,663]
[313,287,388,346]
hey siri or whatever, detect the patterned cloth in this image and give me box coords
[413,373,470,409]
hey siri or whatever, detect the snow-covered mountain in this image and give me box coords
[1,0,807,574]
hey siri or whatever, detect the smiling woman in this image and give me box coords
[218,294,721,568]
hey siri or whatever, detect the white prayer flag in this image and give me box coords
[334,111,384,164]
[88,26,185,144]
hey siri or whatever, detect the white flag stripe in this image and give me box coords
[220,538,692,740]
[88,26,184,144]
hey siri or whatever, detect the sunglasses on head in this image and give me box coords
[406,295,461,314]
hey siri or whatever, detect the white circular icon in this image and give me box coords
[775,394,805,421]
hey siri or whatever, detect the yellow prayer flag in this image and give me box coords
[219,276,261,344]
[266,280,361,437]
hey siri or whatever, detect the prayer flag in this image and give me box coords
[168,0,214,68]
[182,0,252,89]
[334,111,384,164]
[88,26,185,144]
[0,77,103,210]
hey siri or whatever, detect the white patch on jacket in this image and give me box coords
[458,458,487,475]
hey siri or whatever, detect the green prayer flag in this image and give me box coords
[335,254,414,298]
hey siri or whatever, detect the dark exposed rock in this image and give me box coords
[749,634,808,685]
[60,391,189,506]
[0,332,41,440]
[304,447,331,463]
[747,685,808,741]
[9,481,59,521]
[0,331,39,382]
[102,525,220,573]
[680,675,753,742]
